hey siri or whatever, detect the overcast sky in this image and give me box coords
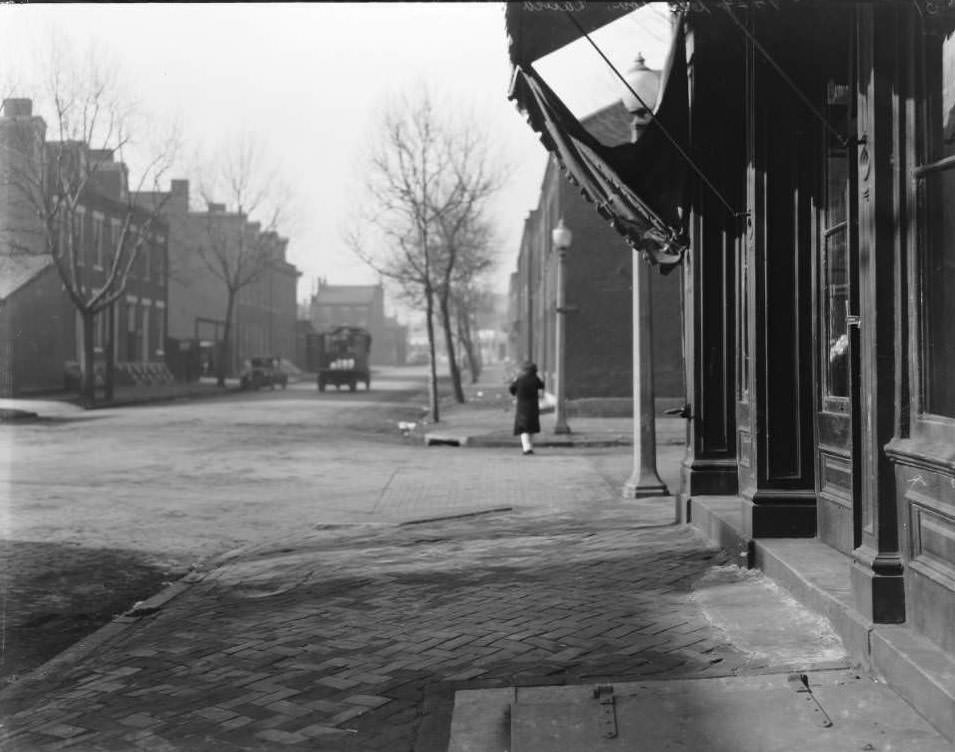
[0,3,671,317]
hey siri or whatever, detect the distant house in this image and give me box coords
[0,255,66,395]
[309,280,406,365]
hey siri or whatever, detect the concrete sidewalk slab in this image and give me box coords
[421,360,686,450]
[450,671,952,752]
[422,407,684,450]
[0,384,237,416]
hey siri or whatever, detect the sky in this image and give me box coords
[0,3,671,320]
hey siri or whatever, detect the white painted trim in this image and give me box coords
[155,300,166,309]
[126,294,138,303]
[141,298,153,306]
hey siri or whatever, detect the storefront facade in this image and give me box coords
[507,0,955,661]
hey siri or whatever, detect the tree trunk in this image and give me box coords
[104,303,115,401]
[439,290,465,403]
[456,306,481,384]
[424,286,440,423]
[217,289,236,388]
[79,309,97,406]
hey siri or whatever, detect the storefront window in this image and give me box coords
[920,28,955,417]
[824,80,851,401]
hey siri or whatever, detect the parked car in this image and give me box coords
[239,357,288,390]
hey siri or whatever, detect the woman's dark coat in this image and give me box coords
[509,370,545,435]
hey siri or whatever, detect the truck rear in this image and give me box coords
[312,326,372,392]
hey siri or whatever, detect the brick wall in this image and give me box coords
[512,157,685,403]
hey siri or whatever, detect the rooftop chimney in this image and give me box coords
[2,98,33,118]
[171,179,189,197]
[207,202,225,213]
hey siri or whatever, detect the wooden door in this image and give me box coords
[815,19,861,555]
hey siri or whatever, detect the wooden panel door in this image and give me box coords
[815,24,861,555]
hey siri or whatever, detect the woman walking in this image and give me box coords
[509,361,545,455]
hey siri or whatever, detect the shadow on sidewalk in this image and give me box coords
[0,540,189,693]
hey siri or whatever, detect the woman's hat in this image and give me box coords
[521,360,537,372]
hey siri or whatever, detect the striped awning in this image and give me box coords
[507,4,690,269]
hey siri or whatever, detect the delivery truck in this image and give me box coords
[308,326,372,392]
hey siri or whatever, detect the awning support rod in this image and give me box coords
[564,10,742,219]
[720,2,852,149]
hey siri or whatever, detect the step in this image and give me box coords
[688,495,955,743]
[448,672,953,752]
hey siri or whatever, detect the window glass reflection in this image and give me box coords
[923,31,955,417]
[824,78,850,400]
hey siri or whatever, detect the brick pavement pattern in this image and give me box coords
[1,451,772,751]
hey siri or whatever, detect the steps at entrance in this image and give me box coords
[688,495,955,744]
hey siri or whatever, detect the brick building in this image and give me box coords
[510,110,684,414]
[0,98,170,395]
[135,180,299,380]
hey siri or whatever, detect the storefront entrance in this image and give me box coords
[814,11,862,556]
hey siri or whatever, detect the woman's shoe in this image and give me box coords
[523,449,534,455]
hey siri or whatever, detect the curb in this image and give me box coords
[0,408,39,423]
[78,387,241,410]
[423,432,631,449]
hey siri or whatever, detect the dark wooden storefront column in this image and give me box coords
[679,17,742,510]
[849,5,905,623]
[737,11,816,538]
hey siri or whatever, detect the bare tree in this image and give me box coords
[431,134,504,402]
[194,136,288,387]
[347,88,506,419]
[0,42,178,404]
[346,91,444,420]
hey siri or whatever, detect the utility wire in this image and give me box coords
[720,1,852,148]
[563,10,741,218]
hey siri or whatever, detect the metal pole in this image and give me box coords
[624,252,668,498]
[554,245,571,434]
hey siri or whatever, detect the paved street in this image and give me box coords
[0,368,432,689]
[1,366,947,750]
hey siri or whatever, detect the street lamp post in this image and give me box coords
[621,52,668,498]
[552,218,573,435]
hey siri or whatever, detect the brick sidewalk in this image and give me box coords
[0,440,855,752]
[0,504,752,751]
